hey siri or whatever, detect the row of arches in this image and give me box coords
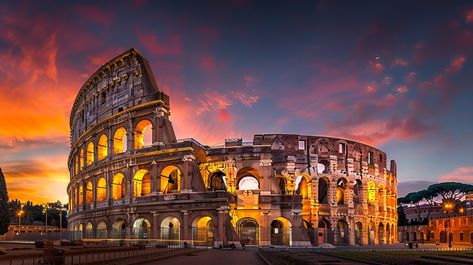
[73,120,153,175]
[72,165,181,209]
[317,219,395,245]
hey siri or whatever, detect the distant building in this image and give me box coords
[67,48,398,246]
[404,205,444,223]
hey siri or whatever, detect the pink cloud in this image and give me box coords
[244,75,258,87]
[405,72,417,84]
[199,54,217,73]
[466,9,473,23]
[137,32,182,56]
[367,61,384,74]
[196,90,232,114]
[445,55,466,74]
[438,167,473,183]
[232,91,260,108]
[74,5,114,27]
[396,85,409,94]
[393,58,408,66]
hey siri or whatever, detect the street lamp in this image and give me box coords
[443,202,453,248]
[17,209,24,226]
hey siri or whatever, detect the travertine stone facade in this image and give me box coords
[67,49,398,246]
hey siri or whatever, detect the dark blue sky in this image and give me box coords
[0,0,472,202]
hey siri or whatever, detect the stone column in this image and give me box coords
[260,157,272,195]
[182,210,190,241]
[216,206,229,247]
[181,155,196,193]
[92,178,97,209]
[349,218,355,245]
[260,211,270,246]
[150,160,158,195]
[152,212,158,239]
[106,171,112,206]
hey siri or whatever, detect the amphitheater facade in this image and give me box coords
[67,49,398,247]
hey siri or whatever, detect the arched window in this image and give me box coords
[112,173,126,200]
[134,120,153,150]
[78,185,84,206]
[85,222,93,238]
[209,171,226,191]
[336,178,348,205]
[295,176,308,199]
[238,176,259,190]
[368,181,376,205]
[318,178,328,203]
[318,160,330,174]
[134,218,151,239]
[96,221,107,239]
[353,180,362,204]
[161,166,181,193]
[86,142,94,166]
[97,134,108,160]
[134,170,151,197]
[85,181,93,206]
[79,148,84,169]
[97,177,107,202]
[74,155,79,175]
[113,127,127,154]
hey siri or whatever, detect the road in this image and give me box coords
[140,249,265,265]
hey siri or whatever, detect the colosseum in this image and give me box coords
[67,48,398,247]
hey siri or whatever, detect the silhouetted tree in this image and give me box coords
[0,168,10,235]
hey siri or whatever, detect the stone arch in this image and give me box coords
[161,216,181,242]
[270,217,292,246]
[97,134,108,161]
[85,181,93,206]
[378,223,385,244]
[80,148,84,169]
[85,222,93,238]
[86,142,94,166]
[295,175,309,199]
[208,171,226,191]
[336,177,348,205]
[368,221,376,245]
[318,159,330,174]
[413,231,417,241]
[318,177,329,203]
[335,219,349,245]
[317,219,330,245]
[237,217,259,245]
[134,119,153,149]
[111,218,127,239]
[160,165,181,193]
[96,221,107,239]
[192,216,214,246]
[440,230,446,243]
[355,222,363,245]
[353,179,363,204]
[112,173,126,200]
[113,127,127,154]
[134,169,151,197]
[236,167,261,190]
[78,185,84,207]
[96,177,107,202]
[386,224,391,244]
[133,217,151,239]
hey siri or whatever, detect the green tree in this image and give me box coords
[0,168,10,235]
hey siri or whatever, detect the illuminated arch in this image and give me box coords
[133,218,151,239]
[336,178,348,205]
[113,127,127,154]
[238,176,259,190]
[85,222,93,238]
[160,166,181,193]
[96,177,107,202]
[134,120,153,149]
[74,155,79,174]
[192,216,214,245]
[208,171,226,191]
[161,216,181,241]
[111,219,126,239]
[96,221,107,239]
[318,178,328,203]
[97,134,108,160]
[270,217,292,246]
[78,185,84,206]
[134,169,151,197]
[295,176,309,199]
[237,218,259,245]
[86,142,94,166]
[79,148,84,169]
[368,181,376,204]
[85,181,93,206]
[112,173,126,200]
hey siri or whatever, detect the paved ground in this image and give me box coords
[140,249,265,265]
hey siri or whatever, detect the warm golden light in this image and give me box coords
[113,127,127,154]
[97,177,107,202]
[112,173,126,200]
[86,142,94,166]
[134,120,153,150]
[133,169,151,197]
[368,181,376,203]
[97,134,108,160]
[85,181,93,206]
[161,166,181,193]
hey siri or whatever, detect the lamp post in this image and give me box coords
[17,209,24,226]
[443,202,453,248]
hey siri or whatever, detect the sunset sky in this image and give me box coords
[1,0,472,203]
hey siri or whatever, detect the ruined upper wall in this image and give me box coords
[69,48,169,144]
[253,134,397,177]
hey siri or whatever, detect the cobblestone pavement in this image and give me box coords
[140,249,265,265]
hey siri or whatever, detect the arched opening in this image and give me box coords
[391,224,395,243]
[353,180,362,204]
[161,216,181,242]
[79,148,84,169]
[378,223,385,244]
[420,231,424,242]
[295,176,309,199]
[405,232,410,242]
[449,232,453,243]
[85,181,93,206]
[368,181,376,205]
[336,178,348,205]
[429,231,434,241]
[97,134,108,161]
[133,218,151,239]
[74,156,79,174]
[413,232,417,242]
[113,127,127,154]
[96,221,107,239]
[318,160,330,173]
[386,225,391,244]
[317,219,330,245]
[111,219,126,239]
[355,222,363,245]
[134,120,153,149]
[96,177,107,202]
[86,142,94,166]
[78,186,84,207]
[160,166,181,193]
[208,171,226,191]
[368,222,375,245]
[276,177,286,194]
[335,220,349,245]
[192,216,214,246]
[440,231,446,243]
[238,176,259,190]
[270,218,292,246]
[133,169,151,197]
[77,224,83,240]
[85,222,93,238]
[112,173,126,200]
[318,178,328,203]
[238,218,259,245]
